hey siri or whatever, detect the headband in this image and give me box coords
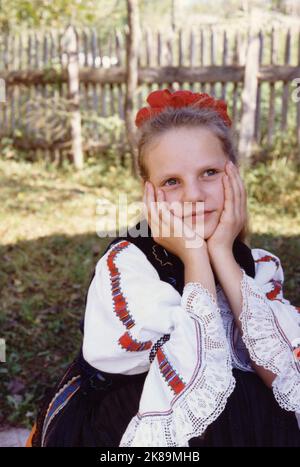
[135,88,232,128]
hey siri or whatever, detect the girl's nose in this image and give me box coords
[182,182,206,203]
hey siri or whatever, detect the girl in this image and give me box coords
[28,89,300,447]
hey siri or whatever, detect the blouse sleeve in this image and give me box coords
[238,247,300,413]
[82,239,235,447]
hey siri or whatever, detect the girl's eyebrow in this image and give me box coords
[159,161,224,182]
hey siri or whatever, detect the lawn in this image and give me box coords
[0,155,299,428]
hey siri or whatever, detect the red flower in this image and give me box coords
[135,88,232,128]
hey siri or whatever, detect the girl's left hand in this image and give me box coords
[207,160,247,254]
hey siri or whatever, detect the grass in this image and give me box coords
[0,155,300,428]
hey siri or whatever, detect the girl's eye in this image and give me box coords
[203,169,218,177]
[163,178,178,186]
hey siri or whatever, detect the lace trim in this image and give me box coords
[181,281,219,317]
[218,287,253,372]
[239,268,300,412]
[119,283,235,447]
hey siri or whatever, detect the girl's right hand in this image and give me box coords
[142,181,207,264]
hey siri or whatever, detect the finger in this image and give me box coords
[146,182,159,232]
[235,171,247,220]
[223,167,234,218]
[227,162,241,220]
[232,164,247,220]
[157,189,177,236]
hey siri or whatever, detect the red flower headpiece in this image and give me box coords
[135,89,232,128]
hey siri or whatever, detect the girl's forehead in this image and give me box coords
[149,127,224,155]
[145,127,227,178]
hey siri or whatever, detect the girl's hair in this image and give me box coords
[135,105,250,245]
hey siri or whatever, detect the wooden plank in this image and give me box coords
[221,30,228,100]
[199,28,205,92]
[189,28,195,91]
[91,27,99,135]
[125,0,139,174]
[2,33,9,131]
[10,35,15,132]
[64,25,83,169]
[82,29,89,118]
[209,27,216,96]
[145,27,154,104]
[157,30,162,67]
[2,64,300,87]
[254,29,263,143]
[281,29,291,131]
[297,29,300,155]
[267,27,276,145]
[238,30,260,166]
[115,28,124,119]
[178,28,183,67]
[231,31,239,132]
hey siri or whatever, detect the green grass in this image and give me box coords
[0,155,299,428]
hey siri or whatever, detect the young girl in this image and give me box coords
[28,89,300,447]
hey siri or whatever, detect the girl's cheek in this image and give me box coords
[207,180,224,203]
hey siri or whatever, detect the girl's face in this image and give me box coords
[143,126,229,240]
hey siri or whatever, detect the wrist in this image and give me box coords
[182,242,209,265]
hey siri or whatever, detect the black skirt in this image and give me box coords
[32,353,300,447]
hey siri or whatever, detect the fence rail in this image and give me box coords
[0,25,299,166]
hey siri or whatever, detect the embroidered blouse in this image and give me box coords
[82,240,300,447]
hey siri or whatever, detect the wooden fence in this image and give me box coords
[0,25,299,168]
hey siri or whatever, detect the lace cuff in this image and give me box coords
[120,282,235,447]
[239,268,300,412]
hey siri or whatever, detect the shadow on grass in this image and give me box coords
[0,231,299,428]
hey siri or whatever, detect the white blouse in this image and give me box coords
[82,240,300,447]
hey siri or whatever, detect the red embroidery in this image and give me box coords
[156,347,186,395]
[107,240,152,352]
[255,255,280,268]
[266,279,282,301]
[119,331,152,352]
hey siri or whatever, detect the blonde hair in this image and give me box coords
[135,105,250,245]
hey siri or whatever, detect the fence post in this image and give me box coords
[125,0,140,177]
[63,25,84,169]
[238,29,260,168]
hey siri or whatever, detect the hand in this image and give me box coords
[143,181,207,263]
[207,160,247,254]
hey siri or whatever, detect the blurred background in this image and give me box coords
[0,0,299,438]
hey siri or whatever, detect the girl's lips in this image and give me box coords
[192,211,214,217]
[182,211,215,219]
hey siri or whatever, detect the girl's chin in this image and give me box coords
[189,222,217,240]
